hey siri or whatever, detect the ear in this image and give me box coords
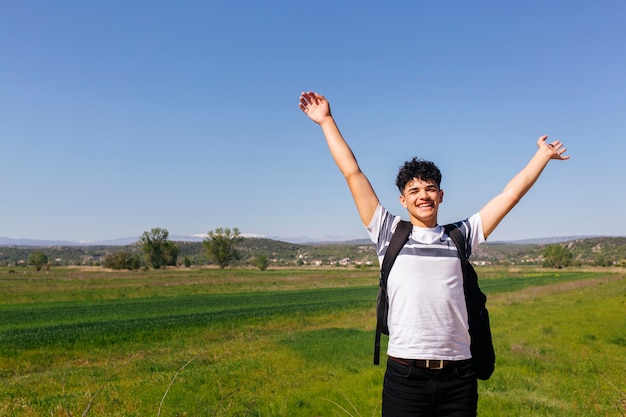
[399,194,407,208]
[439,189,444,203]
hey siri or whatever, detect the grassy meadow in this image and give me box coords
[0,266,624,416]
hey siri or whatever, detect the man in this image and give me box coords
[298,91,569,416]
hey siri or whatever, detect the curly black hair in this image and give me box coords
[395,157,442,193]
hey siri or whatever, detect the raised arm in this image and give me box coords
[479,135,570,239]
[299,91,379,226]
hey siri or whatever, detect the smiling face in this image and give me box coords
[399,178,444,228]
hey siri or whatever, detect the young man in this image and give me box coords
[298,91,570,416]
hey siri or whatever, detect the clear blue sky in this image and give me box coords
[2,1,625,243]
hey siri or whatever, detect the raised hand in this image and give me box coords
[537,135,570,160]
[299,91,332,125]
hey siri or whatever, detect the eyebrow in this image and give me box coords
[407,184,439,192]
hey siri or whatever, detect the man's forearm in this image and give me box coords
[480,147,555,238]
[502,148,552,202]
[319,116,362,179]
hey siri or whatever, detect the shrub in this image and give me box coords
[253,254,269,271]
[103,252,141,270]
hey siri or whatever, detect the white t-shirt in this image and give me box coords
[366,204,485,361]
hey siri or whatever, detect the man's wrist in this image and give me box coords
[318,115,336,128]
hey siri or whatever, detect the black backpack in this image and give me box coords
[374,220,495,380]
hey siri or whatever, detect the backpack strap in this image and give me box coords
[374,220,412,365]
[444,224,468,263]
[381,220,413,287]
[444,223,496,380]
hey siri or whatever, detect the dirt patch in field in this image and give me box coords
[490,274,625,306]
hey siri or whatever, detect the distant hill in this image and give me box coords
[0,234,604,247]
[1,236,625,268]
[475,236,626,266]
[0,237,87,247]
[0,235,202,247]
[488,236,600,245]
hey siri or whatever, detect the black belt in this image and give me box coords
[388,356,471,370]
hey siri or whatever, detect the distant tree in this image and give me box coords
[161,240,179,267]
[594,254,613,267]
[28,251,48,271]
[183,256,192,268]
[103,251,141,270]
[253,253,269,271]
[203,227,243,269]
[140,228,179,269]
[542,244,572,268]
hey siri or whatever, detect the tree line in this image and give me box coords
[93,240,612,271]
[11,234,626,271]
[101,227,269,271]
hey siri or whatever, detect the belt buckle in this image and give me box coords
[426,360,444,370]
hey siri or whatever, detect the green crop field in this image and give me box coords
[0,266,624,416]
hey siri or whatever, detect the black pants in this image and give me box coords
[382,357,478,417]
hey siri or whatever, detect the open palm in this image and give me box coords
[299,91,331,125]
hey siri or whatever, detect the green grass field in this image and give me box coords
[0,266,624,416]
